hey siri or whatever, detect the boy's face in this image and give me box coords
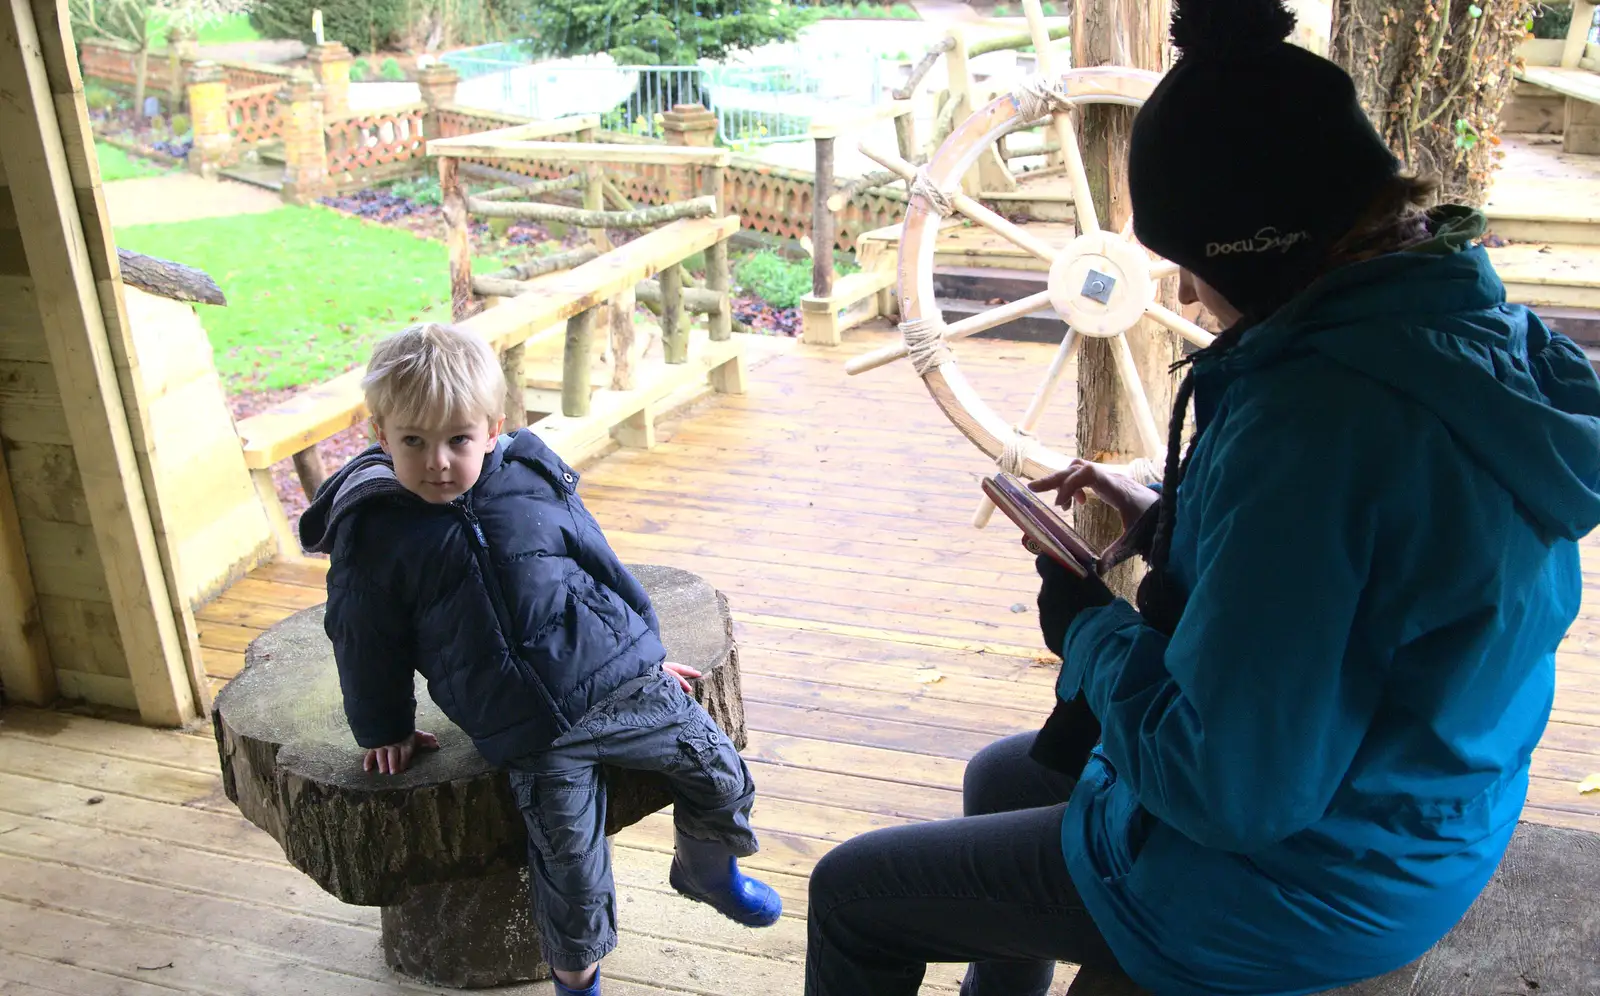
[374,414,504,504]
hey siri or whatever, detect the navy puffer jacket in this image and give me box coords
[298,430,665,764]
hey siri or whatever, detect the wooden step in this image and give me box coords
[1489,242,1600,310]
[1486,178,1600,245]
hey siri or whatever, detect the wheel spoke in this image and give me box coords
[1111,332,1167,462]
[859,142,1061,263]
[1054,112,1098,235]
[1150,259,1179,281]
[1145,302,1215,348]
[846,291,1055,376]
[973,326,1081,527]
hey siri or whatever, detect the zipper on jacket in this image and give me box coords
[459,493,570,731]
[460,496,516,640]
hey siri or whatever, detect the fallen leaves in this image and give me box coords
[1579,773,1600,796]
[913,668,944,685]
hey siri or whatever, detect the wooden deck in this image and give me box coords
[3,327,1599,995]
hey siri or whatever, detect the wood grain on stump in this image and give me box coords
[212,564,745,912]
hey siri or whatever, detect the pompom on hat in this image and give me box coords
[1129,0,1401,319]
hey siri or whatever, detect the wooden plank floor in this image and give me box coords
[3,327,1599,996]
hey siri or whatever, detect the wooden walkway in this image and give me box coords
[3,327,1599,996]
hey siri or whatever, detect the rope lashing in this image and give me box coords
[999,425,1040,477]
[1013,78,1071,124]
[908,167,956,218]
[900,317,950,376]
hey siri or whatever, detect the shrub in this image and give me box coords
[84,82,120,112]
[1041,1,1059,13]
[387,172,442,206]
[734,250,812,310]
[351,58,371,81]
[170,112,191,136]
[994,4,1013,15]
[889,3,918,17]
[854,1,879,16]
[380,57,405,81]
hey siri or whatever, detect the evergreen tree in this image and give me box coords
[527,0,814,65]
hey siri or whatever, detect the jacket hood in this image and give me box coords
[1207,207,1600,542]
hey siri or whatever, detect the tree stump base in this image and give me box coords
[212,565,746,988]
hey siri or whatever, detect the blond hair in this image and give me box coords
[363,323,505,428]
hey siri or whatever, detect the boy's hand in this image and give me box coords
[663,661,701,694]
[362,730,440,775]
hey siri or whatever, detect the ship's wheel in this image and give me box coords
[847,30,1215,527]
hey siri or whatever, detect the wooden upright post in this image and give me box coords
[440,156,474,322]
[1071,0,1183,599]
[811,135,836,301]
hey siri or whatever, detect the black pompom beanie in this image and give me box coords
[1129,0,1401,319]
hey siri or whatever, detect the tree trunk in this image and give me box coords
[1072,0,1183,601]
[133,42,150,115]
[1329,0,1533,205]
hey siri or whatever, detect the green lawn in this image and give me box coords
[96,142,167,182]
[147,12,261,45]
[116,206,459,390]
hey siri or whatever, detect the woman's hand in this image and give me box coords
[362,730,440,775]
[1029,460,1159,533]
[663,661,702,694]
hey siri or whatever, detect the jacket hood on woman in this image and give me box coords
[1055,207,1600,995]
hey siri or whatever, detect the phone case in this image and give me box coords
[981,473,1102,577]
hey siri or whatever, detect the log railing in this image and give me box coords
[234,123,748,557]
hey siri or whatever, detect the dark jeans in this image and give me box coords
[805,732,1122,996]
[507,667,759,971]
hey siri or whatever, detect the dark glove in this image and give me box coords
[1029,692,1102,778]
[1036,553,1114,658]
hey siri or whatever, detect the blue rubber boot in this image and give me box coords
[669,831,783,927]
[553,969,600,996]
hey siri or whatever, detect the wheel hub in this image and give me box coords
[1046,232,1153,337]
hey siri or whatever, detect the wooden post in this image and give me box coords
[893,109,918,165]
[812,136,835,300]
[702,164,732,343]
[290,445,328,500]
[440,156,475,322]
[500,344,527,430]
[941,30,1015,195]
[577,125,612,253]
[0,441,55,705]
[1070,0,1181,600]
[563,309,596,417]
[1562,0,1598,68]
[661,263,688,364]
[706,239,733,342]
[609,289,638,390]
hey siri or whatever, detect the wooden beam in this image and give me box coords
[0,0,198,725]
[440,156,474,322]
[425,114,601,147]
[0,437,54,704]
[428,140,732,167]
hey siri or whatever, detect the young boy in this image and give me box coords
[298,323,780,996]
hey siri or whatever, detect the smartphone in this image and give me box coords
[981,473,1103,577]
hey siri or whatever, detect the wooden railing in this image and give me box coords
[326,103,428,175]
[226,82,285,147]
[234,123,748,556]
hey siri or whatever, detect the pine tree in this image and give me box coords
[527,0,813,65]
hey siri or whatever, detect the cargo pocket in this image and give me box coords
[667,716,746,803]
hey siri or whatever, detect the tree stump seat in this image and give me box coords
[1063,821,1600,995]
[212,565,747,988]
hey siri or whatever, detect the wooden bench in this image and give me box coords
[1063,820,1600,994]
[233,213,745,559]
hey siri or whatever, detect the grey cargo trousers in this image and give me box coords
[506,666,759,970]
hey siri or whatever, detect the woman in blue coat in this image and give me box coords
[802,0,1600,993]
